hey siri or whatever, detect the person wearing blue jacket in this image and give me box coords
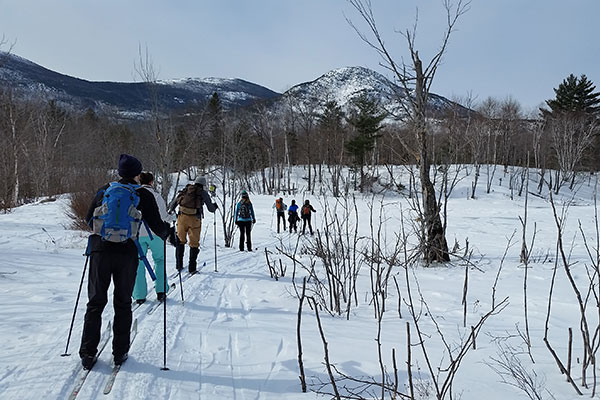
[235,190,256,251]
[287,199,299,233]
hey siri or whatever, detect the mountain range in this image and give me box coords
[0,52,464,119]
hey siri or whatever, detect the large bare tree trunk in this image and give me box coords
[347,0,469,262]
[414,57,449,262]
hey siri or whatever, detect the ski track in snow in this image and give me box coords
[5,176,599,400]
[0,196,297,399]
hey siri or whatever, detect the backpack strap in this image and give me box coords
[134,239,157,281]
[142,219,154,241]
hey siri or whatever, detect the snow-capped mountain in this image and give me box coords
[0,53,466,119]
[280,66,468,120]
[0,52,280,115]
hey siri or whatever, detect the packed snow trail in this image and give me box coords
[0,198,306,399]
[100,235,297,399]
[3,177,597,399]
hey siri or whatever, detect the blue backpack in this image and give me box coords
[92,182,142,242]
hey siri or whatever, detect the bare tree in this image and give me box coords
[346,0,471,263]
[134,44,176,201]
[548,113,596,193]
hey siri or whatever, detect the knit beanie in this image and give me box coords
[117,154,143,178]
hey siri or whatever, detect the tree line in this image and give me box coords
[0,72,598,210]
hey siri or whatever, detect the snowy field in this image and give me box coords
[0,166,599,400]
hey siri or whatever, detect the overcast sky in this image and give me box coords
[1,0,598,112]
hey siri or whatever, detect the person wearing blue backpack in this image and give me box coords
[78,154,175,371]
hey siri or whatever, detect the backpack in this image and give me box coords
[238,201,251,219]
[275,198,282,211]
[92,182,142,242]
[178,184,203,215]
[302,205,310,216]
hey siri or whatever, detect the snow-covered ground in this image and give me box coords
[0,166,598,399]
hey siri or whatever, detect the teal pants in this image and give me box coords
[132,236,168,300]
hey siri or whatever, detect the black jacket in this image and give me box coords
[85,178,171,253]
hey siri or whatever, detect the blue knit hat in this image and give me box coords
[117,154,142,178]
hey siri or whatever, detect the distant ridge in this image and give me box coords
[0,52,467,119]
[0,52,280,116]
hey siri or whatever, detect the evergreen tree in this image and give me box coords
[317,100,345,165]
[345,93,386,191]
[544,74,600,117]
[542,74,600,192]
[206,92,224,160]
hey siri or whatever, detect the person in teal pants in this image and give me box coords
[132,172,170,304]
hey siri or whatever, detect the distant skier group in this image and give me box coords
[271,196,317,235]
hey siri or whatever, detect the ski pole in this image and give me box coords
[61,237,91,357]
[161,237,169,371]
[213,213,218,272]
[172,219,184,303]
[178,269,184,303]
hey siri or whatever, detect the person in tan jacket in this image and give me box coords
[168,176,217,274]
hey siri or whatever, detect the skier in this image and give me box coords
[132,172,170,304]
[79,154,175,370]
[272,197,287,233]
[168,176,218,275]
[288,199,299,233]
[300,199,317,235]
[235,190,256,251]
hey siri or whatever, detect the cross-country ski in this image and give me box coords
[102,319,138,395]
[67,322,112,400]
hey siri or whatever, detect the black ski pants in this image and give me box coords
[276,211,286,233]
[289,214,298,233]
[238,221,253,251]
[79,248,137,359]
[302,215,313,235]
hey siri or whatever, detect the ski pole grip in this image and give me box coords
[84,236,92,256]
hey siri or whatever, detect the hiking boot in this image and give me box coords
[135,298,146,305]
[114,353,128,366]
[175,243,185,271]
[81,355,95,370]
[188,247,200,274]
[156,292,166,302]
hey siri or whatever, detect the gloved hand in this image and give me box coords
[214,203,219,210]
[252,219,256,224]
[168,226,177,246]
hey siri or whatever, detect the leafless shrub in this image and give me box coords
[487,343,553,400]
[544,187,600,396]
[66,191,94,231]
[294,195,363,317]
[264,248,287,281]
